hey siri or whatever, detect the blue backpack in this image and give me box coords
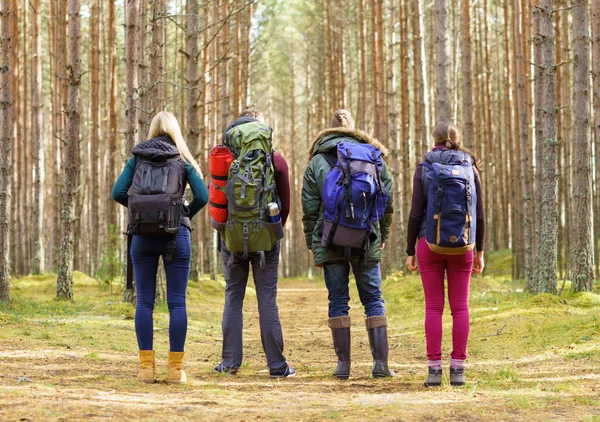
[321,141,388,258]
[420,149,477,255]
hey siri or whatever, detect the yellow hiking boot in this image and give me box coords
[167,351,187,384]
[138,350,156,383]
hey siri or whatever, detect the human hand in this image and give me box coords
[405,255,418,272]
[472,251,485,274]
[381,242,386,250]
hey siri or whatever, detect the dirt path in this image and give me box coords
[1,277,599,421]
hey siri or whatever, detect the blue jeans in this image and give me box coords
[130,227,191,352]
[323,260,386,318]
[220,242,287,371]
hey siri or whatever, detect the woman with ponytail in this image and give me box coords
[112,111,208,384]
[405,122,485,387]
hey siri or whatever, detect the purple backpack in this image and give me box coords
[321,142,388,258]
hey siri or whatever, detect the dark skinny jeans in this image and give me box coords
[130,227,191,352]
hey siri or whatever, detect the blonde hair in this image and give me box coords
[147,111,203,178]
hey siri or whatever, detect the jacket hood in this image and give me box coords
[132,136,180,159]
[308,128,390,162]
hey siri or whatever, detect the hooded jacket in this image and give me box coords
[301,128,394,266]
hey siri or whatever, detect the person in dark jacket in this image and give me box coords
[301,109,394,379]
[112,111,208,384]
[214,108,296,379]
[405,122,485,387]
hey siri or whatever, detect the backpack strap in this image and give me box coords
[126,233,134,290]
[434,164,445,218]
[320,151,338,168]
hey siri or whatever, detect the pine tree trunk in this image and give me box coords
[538,0,558,294]
[358,0,367,129]
[31,0,44,275]
[88,0,100,275]
[514,0,533,288]
[137,0,149,142]
[0,0,13,300]
[106,0,119,281]
[124,0,139,302]
[461,0,473,150]
[533,8,544,288]
[56,0,81,300]
[570,0,593,292]
[186,0,201,280]
[434,0,450,124]
[592,0,600,279]
[150,0,164,113]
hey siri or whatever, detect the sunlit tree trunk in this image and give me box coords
[57,0,82,300]
[570,0,593,292]
[87,0,101,275]
[358,0,367,129]
[513,0,532,288]
[460,0,473,150]
[592,0,600,279]
[124,0,139,302]
[31,0,44,275]
[434,0,450,123]
[0,0,14,300]
[137,0,149,142]
[150,0,164,114]
[538,0,558,294]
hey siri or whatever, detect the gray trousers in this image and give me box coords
[220,242,286,370]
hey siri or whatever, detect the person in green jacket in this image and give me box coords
[301,109,394,379]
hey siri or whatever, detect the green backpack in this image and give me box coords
[222,121,281,259]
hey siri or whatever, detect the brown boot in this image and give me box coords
[138,350,155,383]
[167,351,188,384]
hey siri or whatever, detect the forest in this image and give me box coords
[0,0,600,420]
[0,0,599,300]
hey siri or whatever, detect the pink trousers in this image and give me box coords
[417,237,473,361]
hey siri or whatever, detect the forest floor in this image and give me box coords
[1,250,600,421]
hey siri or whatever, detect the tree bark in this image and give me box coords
[124,0,139,302]
[570,0,593,292]
[149,0,164,114]
[31,0,44,275]
[538,0,558,294]
[513,0,533,288]
[88,0,100,275]
[0,0,13,300]
[592,0,600,279]
[533,7,544,288]
[434,0,451,124]
[357,0,367,129]
[460,0,474,150]
[56,0,81,300]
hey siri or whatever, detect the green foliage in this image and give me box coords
[95,225,124,285]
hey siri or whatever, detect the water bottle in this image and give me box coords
[267,202,281,223]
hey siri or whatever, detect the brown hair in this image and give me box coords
[431,122,481,171]
[239,108,265,122]
[330,109,355,130]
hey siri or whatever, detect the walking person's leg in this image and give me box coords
[323,261,352,379]
[352,260,393,378]
[250,243,294,378]
[217,243,250,373]
[162,227,192,384]
[446,250,474,386]
[130,235,160,383]
[416,237,447,386]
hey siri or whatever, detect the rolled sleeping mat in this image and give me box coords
[209,145,234,224]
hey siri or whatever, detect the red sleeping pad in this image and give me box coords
[209,145,234,223]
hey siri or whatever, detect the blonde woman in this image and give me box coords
[112,111,208,384]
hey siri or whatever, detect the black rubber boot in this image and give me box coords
[366,316,394,378]
[329,316,351,380]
